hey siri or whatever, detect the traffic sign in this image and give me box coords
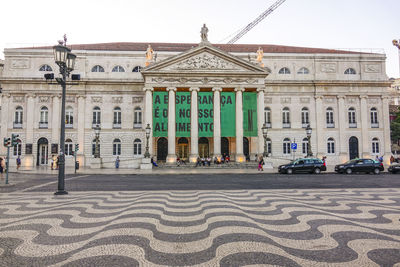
[291,143,297,150]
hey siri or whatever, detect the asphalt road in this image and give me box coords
[2,172,400,192]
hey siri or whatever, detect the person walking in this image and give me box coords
[115,156,120,168]
[258,156,264,171]
[0,157,4,181]
[16,156,21,171]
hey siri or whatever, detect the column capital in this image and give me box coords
[189,87,200,92]
[143,87,154,92]
[381,95,391,100]
[212,87,222,92]
[314,95,323,100]
[337,94,346,100]
[359,95,368,100]
[77,94,86,99]
[2,93,11,98]
[26,93,36,98]
[234,87,245,92]
[166,87,177,92]
[256,87,266,92]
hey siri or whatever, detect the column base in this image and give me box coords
[189,154,199,163]
[90,158,103,169]
[235,154,245,163]
[140,157,152,170]
[166,154,177,165]
[263,157,273,169]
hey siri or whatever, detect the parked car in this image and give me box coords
[335,158,384,174]
[388,163,400,174]
[278,158,326,174]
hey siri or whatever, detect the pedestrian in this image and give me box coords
[258,156,264,171]
[16,156,21,170]
[56,156,59,170]
[375,155,379,162]
[115,156,120,168]
[151,157,158,167]
[379,155,383,163]
[0,157,4,180]
[390,155,395,164]
[195,157,201,167]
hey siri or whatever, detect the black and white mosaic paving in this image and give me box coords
[1,189,400,266]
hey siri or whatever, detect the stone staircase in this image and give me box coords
[158,162,259,169]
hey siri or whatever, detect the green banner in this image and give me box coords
[153,91,168,137]
[175,92,191,137]
[243,92,257,137]
[221,92,236,137]
[198,92,214,137]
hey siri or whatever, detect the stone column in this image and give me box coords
[189,87,199,162]
[235,87,245,162]
[360,95,369,157]
[26,94,35,144]
[314,96,324,157]
[51,95,61,144]
[337,95,347,161]
[166,87,176,163]
[257,88,265,157]
[0,94,10,155]
[382,96,392,163]
[77,95,86,165]
[212,87,222,158]
[143,87,153,156]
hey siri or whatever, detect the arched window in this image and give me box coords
[301,107,309,126]
[302,138,308,155]
[66,106,73,128]
[372,138,379,154]
[266,138,272,155]
[113,139,121,155]
[370,107,378,127]
[283,138,291,155]
[297,67,309,74]
[278,67,290,74]
[264,107,271,127]
[39,64,52,71]
[327,137,335,154]
[91,65,104,72]
[13,139,22,156]
[326,107,334,127]
[92,139,101,156]
[132,66,142,72]
[65,139,73,156]
[15,106,23,124]
[92,106,101,125]
[348,107,356,127]
[113,107,121,127]
[112,65,125,72]
[134,107,142,128]
[40,106,48,123]
[282,107,290,128]
[344,68,356,75]
[134,138,142,156]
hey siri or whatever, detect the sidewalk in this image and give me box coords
[8,166,277,175]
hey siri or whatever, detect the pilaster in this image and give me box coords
[26,94,35,144]
[360,95,369,157]
[51,95,61,144]
[143,87,154,158]
[0,94,10,155]
[77,95,86,163]
[257,88,265,156]
[382,96,392,164]
[314,95,324,157]
[337,95,347,161]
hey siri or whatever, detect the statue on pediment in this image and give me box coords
[200,24,209,42]
[145,44,154,67]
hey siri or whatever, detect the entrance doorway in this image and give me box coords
[177,137,189,160]
[221,137,229,156]
[157,137,168,161]
[243,137,249,161]
[349,136,359,160]
[37,137,48,165]
[198,137,209,158]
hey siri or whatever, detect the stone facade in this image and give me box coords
[0,41,392,168]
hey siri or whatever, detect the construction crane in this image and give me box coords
[227,0,286,44]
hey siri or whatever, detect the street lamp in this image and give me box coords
[94,124,101,158]
[53,36,76,195]
[262,123,268,157]
[144,123,151,158]
[306,124,313,157]
[393,39,400,77]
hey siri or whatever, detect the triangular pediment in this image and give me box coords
[142,44,268,75]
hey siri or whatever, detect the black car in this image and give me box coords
[278,158,326,174]
[388,163,400,173]
[335,158,384,174]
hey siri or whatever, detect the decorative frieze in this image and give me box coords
[324,97,335,104]
[166,53,241,71]
[320,63,336,73]
[12,96,24,103]
[280,97,291,104]
[151,77,258,84]
[300,97,310,104]
[112,97,123,104]
[66,96,75,103]
[346,97,358,104]
[132,97,143,104]
[368,98,379,104]
[39,96,50,103]
[10,59,30,69]
[91,96,103,103]
[264,97,272,104]
[364,64,381,73]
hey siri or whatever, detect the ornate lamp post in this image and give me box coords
[94,124,101,158]
[53,36,76,195]
[144,123,151,158]
[393,39,400,76]
[262,123,268,157]
[306,124,313,157]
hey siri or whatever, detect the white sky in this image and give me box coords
[1,0,399,77]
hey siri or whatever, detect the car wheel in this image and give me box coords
[345,168,352,174]
[314,168,321,174]
[373,168,380,175]
[287,168,293,174]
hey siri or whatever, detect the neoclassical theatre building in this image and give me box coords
[0,32,392,168]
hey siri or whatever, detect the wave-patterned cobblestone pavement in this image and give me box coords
[1,189,400,266]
